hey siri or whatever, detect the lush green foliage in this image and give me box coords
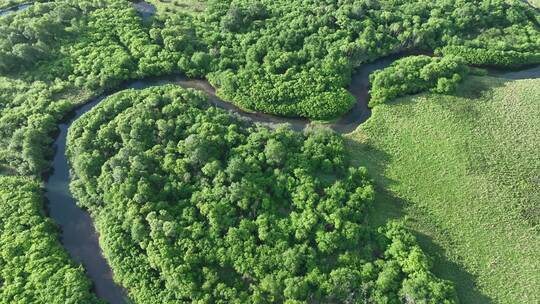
[0,0,223,175]
[0,0,175,175]
[0,78,78,175]
[0,1,114,175]
[369,55,469,106]
[349,77,540,303]
[67,85,456,303]
[440,45,540,67]
[0,176,102,304]
[191,0,540,118]
[0,0,538,123]
[0,1,84,74]
[0,0,538,303]
[438,20,540,67]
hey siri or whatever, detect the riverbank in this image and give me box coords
[45,93,129,304]
[39,55,402,304]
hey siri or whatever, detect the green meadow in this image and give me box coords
[348,76,540,303]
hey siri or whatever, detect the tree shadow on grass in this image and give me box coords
[345,136,493,304]
[414,229,493,304]
[454,75,502,100]
[439,75,507,125]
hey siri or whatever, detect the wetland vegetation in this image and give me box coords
[0,0,538,303]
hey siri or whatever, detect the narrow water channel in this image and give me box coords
[34,3,540,302]
[45,95,129,304]
[0,2,31,16]
[44,57,540,303]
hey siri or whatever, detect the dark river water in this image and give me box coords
[44,56,540,304]
[44,95,128,303]
[0,2,30,16]
[5,1,537,303]
[42,54,405,303]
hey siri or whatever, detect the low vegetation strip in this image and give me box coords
[440,46,540,67]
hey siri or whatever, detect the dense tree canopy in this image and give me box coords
[0,78,73,175]
[440,45,540,67]
[0,1,86,74]
[369,55,469,106]
[0,0,538,125]
[67,85,456,303]
[190,0,540,119]
[0,176,102,304]
[0,0,538,303]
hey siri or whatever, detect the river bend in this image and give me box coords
[4,2,537,303]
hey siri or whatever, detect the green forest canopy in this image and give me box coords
[1,0,539,175]
[368,55,470,106]
[1,0,539,120]
[0,0,538,303]
[67,85,457,303]
[0,176,101,304]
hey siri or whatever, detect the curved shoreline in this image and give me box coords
[45,94,129,303]
[45,57,540,304]
[42,55,404,304]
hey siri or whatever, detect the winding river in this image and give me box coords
[42,55,401,303]
[44,57,540,304]
[5,1,539,303]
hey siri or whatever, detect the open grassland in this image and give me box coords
[347,76,540,303]
[145,0,206,16]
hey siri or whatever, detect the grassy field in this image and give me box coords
[347,76,540,303]
[145,0,206,16]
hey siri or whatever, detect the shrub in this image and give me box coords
[369,55,469,106]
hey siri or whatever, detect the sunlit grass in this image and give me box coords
[347,76,540,303]
[145,0,206,16]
